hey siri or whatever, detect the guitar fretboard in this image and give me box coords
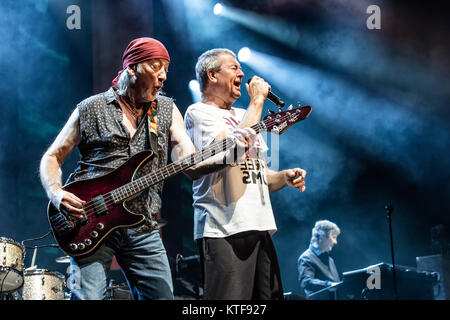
[111,121,266,203]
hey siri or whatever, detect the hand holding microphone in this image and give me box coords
[246,76,285,107]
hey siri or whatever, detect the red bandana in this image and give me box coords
[112,37,170,87]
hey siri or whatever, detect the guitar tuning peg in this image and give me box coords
[268,109,275,115]
[278,107,283,113]
[288,104,293,110]
[297,101,302,107]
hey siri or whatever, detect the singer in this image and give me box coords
[184,48,307,300]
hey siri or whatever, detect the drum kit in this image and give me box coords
[0,237,68,300]
[1,236,134,300]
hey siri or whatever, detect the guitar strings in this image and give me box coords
[79,111,296,219]
[77,110,305,219]
[80,136,238,219]
[79,110,302,219]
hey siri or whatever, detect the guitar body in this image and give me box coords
[47,150,154,257]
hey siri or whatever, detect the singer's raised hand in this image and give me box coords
[245,76,270,103]
[239,76,270,128]
[247,75,285,107]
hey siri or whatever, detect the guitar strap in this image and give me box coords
[147,100,159,153]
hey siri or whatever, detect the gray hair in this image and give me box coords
[117,62,166,97]
[310,220,340,246]
[195,48,235,92]
[117,67,133,96]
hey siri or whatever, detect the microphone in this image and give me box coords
[247,76,285,107]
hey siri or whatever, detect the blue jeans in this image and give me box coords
[69,229,173,300]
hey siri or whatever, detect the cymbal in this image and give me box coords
[55,255,71,263]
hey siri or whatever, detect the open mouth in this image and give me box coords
[154,85,162,93]
[233,80,241,89]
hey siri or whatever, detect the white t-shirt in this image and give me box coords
[184,102,277,240]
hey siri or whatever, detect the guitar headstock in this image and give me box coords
[262,104,312,135]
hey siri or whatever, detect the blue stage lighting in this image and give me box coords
[188,79,202,103]
[213,3,224,15]
[189,79,200,91]
[238,47,251,62]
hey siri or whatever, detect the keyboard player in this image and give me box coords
[297,220,341,298]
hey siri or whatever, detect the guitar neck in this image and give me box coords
[111,121,265,203]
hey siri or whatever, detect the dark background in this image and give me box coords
[0,0,449,296]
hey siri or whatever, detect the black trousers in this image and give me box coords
[197,231,284,300]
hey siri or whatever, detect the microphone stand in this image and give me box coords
[385,203,398,300]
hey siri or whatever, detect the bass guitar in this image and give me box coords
[48,105,312,257]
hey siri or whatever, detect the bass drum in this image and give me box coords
[0,237,25,292]
[21,269,65,300]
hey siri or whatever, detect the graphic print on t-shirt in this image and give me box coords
[240,158,268,186]
[211,115,268,206]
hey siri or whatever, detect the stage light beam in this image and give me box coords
[213,3,224,15]
[189,79,200,91]
[240,49,449,183]
[188,79,202,103]
[238,47,251,62]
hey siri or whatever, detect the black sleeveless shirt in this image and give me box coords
[67,87,173,232]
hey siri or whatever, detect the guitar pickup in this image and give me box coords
[91,194,109,217]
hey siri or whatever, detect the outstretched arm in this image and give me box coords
[266,166,307,193]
